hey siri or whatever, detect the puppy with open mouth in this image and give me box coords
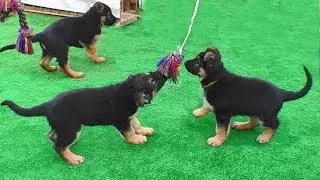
[185,47,312,146]
[1,71,167,165]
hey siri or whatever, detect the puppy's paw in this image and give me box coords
[135,127,155,136]
[207,136,225,147]
[91,57,105,63]
[72,72,85,78]
[63,152,85,165]
[256,134,272,144]
[193,108,209,118]
[256,128,274,144]
[66,155,85,165]
[126,134,148,144]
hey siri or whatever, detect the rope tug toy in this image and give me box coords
[156,0,200,83]
[0,0,34,54]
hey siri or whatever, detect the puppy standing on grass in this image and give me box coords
[185,47,312,146]
[1,71,167,165]
[0,2,117,78]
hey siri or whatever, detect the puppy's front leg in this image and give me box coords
[130,117,154,136]
[85,43,105,63]
[116,123,147,144]
[193,97,213,118]
[207,114,231,147]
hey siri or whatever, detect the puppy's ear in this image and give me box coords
[206,47,219,53]
[204,52,215,62]
[93,2,105,13]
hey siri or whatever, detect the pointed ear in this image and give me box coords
[204,52,215,61]
[93,2,105,13]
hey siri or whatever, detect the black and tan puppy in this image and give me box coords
[0,2,116,78]
[1,71,167,165]
[185,47,312,146]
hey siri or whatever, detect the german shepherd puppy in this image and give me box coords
[185,47,312,146]
[1,71,167,165]
[0,2,117,78]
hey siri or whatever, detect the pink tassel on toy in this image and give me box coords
[157,51,183,83]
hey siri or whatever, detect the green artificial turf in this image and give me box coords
[0,0,319,179]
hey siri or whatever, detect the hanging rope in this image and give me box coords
[156,0,201,83]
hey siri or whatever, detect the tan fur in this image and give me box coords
[85,43,105,63]
[60,148,85,165]
[123,127,148,144]
[231,116,260,131]
[130,117,154,136]
[257,127,275,144]
[39,56,57,72]
[60,64,84,78]
[207,123,230,147]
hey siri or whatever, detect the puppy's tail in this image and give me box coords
[0,44,16,53]
[1,100,46,117]
[283,66,312,102]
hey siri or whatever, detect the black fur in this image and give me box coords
[185,47,312,144]
[1,71,167,162]
[0,2,117,76]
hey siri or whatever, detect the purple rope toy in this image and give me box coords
[156,51,183,83]
[0,0,34,54]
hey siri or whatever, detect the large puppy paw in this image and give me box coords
[71,72,85,78]
[65,154,85,165]
[256,128,274,144]
[193,107,209,118]
[135,127,155,136]
[61,150,85,165]
[90,56,105,63]
[207,136,225,147]
[126,134,148,144]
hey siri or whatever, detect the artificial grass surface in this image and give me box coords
[0,0,319,179]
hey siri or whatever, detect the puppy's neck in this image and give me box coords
[201,80,217,88]
[200,71,228,89]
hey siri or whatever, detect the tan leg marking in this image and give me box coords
[130,117,154,136]
[256,127,275,144]
[193,107,210,118]
[60,148,85,165]
[60,64,84,78]
[193,97,213,118]
[231,116,260,131]
[56,132,84,165]
[39,56,57,72]
[207,123,230,147]
[123,127,147,144]
[86,43,105,63]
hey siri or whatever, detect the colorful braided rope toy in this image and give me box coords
[0,0,34,54]
[156,0,200,83]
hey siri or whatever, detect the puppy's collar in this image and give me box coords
[202,80,217,88]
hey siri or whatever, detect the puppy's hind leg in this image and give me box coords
[54,125,84,165]
[85,43,105,63]
[39,48,57,72]
[130,116,154,136]
[57,50,84,78]
[193,97,213,118]
[47,129,57,142]
[231,116,261,131]
[256,116,280,144]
